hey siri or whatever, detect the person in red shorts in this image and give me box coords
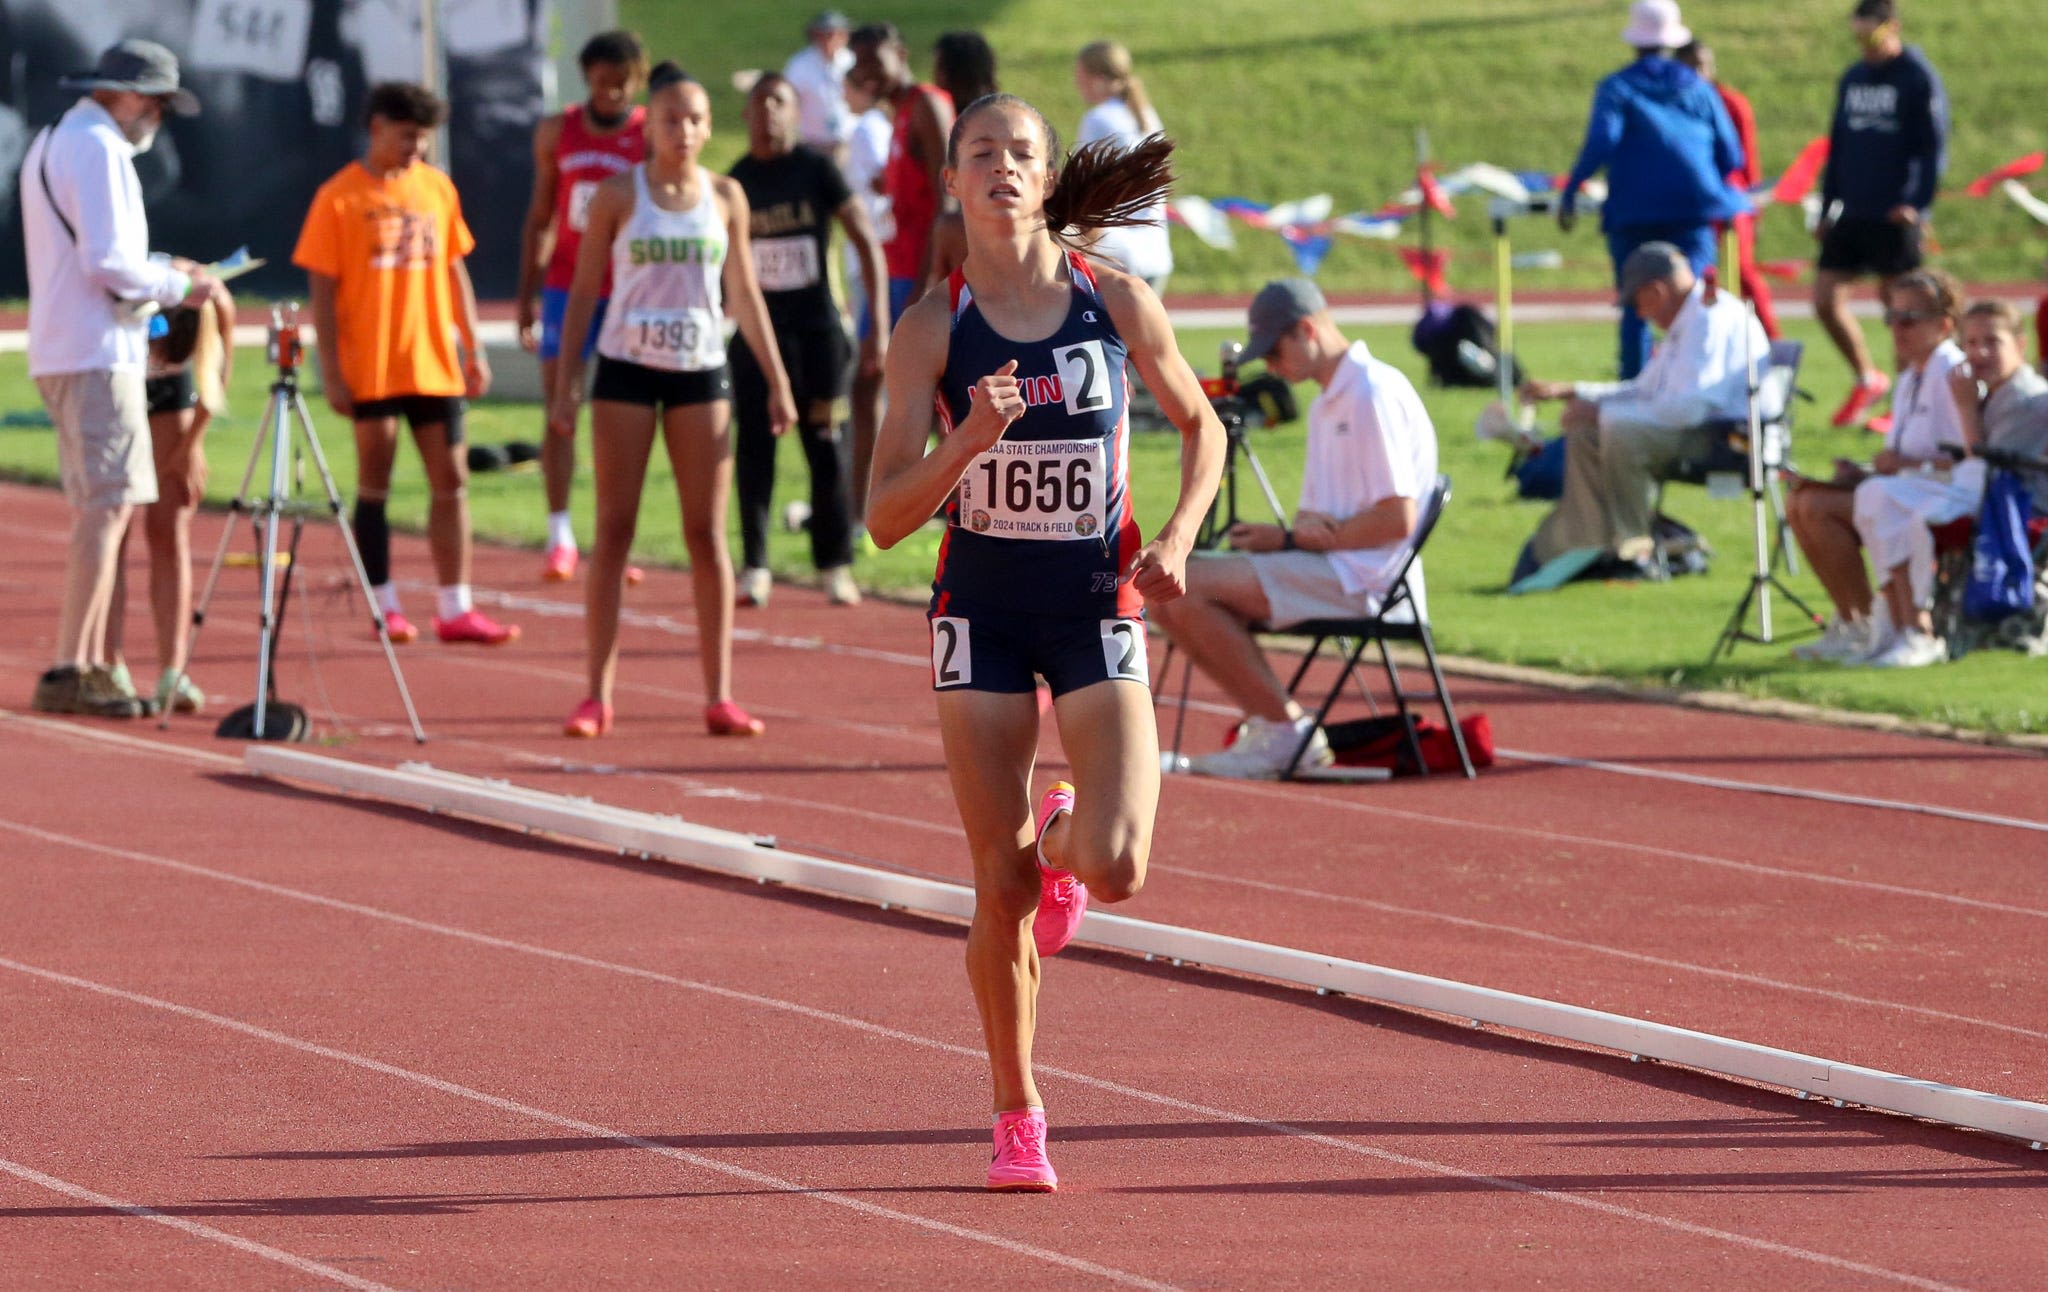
[515,30,648,584]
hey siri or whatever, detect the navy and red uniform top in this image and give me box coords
[931,251,1143,620]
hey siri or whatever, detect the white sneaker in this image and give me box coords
[1865,629,1947,669]
[737,567,771,608]
[1185,715,1331,780]
[1791,615,1880,662]
[823,565,861,606]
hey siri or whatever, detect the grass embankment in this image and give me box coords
[5,309,2039,735]
[628,0,2046,297]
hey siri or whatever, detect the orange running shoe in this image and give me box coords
[1831,370,1891,429]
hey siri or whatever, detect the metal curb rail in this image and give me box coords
[244,746,2048,1149]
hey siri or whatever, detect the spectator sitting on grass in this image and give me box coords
[1786,268,1964,664]
[1513,242,1766,583]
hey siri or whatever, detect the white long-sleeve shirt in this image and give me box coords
[1076,98,1173,282]
[22,98,190,377]
[1575,280,1767,432]
[783,43,854,152]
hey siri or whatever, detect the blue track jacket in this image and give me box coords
[1563,56,1750,229]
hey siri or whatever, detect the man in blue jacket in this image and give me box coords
[1560,1,1747,380]
[1813,0,1948,429]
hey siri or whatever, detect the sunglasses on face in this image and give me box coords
[1884,309,1936,327]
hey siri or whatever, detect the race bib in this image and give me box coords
[187,0,313,82]
[566,180,600,233]
[621,307,721,372]
[752,235,821,292]
[957,438,1107,541]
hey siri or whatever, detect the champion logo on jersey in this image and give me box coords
[1083,310,1098,322]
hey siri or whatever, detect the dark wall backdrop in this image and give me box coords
[1,0,548,298]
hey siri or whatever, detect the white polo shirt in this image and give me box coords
[1299,341,1440,605]
[1574,279,1768,432]
[22,98,191,377]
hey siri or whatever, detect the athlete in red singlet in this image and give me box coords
[850,22,954,324]
[516,30,648,584]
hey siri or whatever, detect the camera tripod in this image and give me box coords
[161,304,426,742]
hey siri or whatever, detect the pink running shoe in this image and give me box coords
[1830,370,1891,429]
[1033,781,1086,958]
[987,1108,1057,1192]
[434,609,521,645]
[563,697,612,738]
[705,699,765,736]
[381,610,419,644]
[625,565,646,587]
[542,544,578,582]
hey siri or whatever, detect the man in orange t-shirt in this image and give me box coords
[293,81,517,646]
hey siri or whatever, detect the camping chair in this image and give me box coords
[1928,445,2048,655]
[1659,338,1806,575]
[1261,474,1475,780]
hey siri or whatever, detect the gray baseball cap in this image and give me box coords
[61,39,200,116]
[1617,241,1688,303]
[1245,278,1326,361]
[808,10,851,34]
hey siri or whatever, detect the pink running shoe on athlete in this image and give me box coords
[381,610,419,644]
[1831,370,1891,429]
[542,545,578,582]
[1033,781,1086,957]
[563,698,612,738]
[434,609,521,645]
[987,1108,1057,1192]
[705,699,765,736]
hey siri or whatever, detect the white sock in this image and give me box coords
[374,582,401,615]
[547,511,576,550]
[437,584,473,620]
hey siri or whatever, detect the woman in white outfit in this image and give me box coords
[1853,299,2048,667]
[551,63,796,737]
[1073,41,1173,294]
[1786,269,1964,662]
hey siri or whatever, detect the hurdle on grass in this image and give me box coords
[244,746,2048,1150]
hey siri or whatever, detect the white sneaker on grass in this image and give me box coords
[1864,629,1947,669]
[1186,715,1331,780]
[1791,614,1882,662]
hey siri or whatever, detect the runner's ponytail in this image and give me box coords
[1045,134,1175,239]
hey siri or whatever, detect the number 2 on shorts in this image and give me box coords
[1099,619,1148,684]
[931,617,972,688]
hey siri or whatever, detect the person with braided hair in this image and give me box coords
[867,93,1224,1192]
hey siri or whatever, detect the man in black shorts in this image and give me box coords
[1813,0,1948,428]
[727,73,888,607]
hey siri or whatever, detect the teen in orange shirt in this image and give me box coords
[293,81,518,645]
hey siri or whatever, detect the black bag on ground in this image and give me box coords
[1412,302,1523,390]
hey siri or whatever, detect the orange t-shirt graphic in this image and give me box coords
[293,161,477,402]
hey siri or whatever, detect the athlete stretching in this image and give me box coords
[866,93,1223,1191]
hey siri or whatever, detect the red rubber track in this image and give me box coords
[1,481,2043,1289]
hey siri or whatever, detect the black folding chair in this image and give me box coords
[1261,473,1475,780]
[1661,337,1807,575]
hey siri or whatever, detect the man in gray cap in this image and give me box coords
[783,11,855,156]
[21,39,226,716]
[1151,279,1440,779]
[1517,241,1766,577]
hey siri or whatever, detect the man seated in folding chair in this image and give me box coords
[1149,280,1439,780]
[1513,241,1768,584]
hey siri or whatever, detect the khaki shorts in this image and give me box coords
[1241,550,1381,628]
[35,369,157,509]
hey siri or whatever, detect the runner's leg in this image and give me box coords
[585,400,658,704]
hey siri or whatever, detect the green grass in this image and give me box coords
[6,313,2042,736]
[621,0,2047,298]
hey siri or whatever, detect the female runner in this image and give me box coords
[552,63,796,738]
[866,93,1225,1191]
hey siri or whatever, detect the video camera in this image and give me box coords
[267,301,304,375]
[1201,340,1298,435]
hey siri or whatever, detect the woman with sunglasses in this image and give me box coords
[1785,267,1965,663]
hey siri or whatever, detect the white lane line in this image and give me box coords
[0,957,1182,1292]
[0,1157,404,1291]
[1499,748,2048,835]
[0,828,1981,1288]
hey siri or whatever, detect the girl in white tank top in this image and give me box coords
[596,165,729,372]
[546,66,795,744]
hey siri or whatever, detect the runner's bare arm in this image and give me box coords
[835,194,889,375]
[306,271,351,416]
[548,175,630,435]
[450,258,490,397]
[866,293,1020,549]
[515,114,565,351]
[1099,268,1225,600]
[909,91,955,288]
[717,176,796,435]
